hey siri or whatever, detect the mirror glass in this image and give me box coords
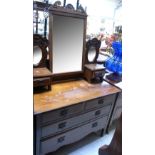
[88,46,96,62]
[33,46,42,65]
[51,15,84,74]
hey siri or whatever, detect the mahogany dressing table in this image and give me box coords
[34,79,120,155]
[33,2,121,155]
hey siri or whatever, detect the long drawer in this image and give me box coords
[85,94,116,110]
[40,116,108,155]
[41,103,84,125]
[41,105,111,138]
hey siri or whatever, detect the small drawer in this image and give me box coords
[93,70,105,78]
[41,103,84,125]
[41,105,111,138]
[85,94,116,110]
[41,116,108,154]
[33,77,51,87]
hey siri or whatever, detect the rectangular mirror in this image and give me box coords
[52,15,84,74]
[48,6,87,82]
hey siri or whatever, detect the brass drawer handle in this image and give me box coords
[95,110,101,116]
[57,136,65,143]
[92,122,98,128]
[60,109,68,116]
[58,122,66,129]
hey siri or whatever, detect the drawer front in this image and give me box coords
[93,70,105,78]
[33,77,50,87]
[41,105,111,138]
[41,116,108,155]
[85,94,116,110]
[41,103,84,125]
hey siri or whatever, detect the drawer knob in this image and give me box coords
[57,136,65,143]
[58,122,66,129]
[60,109,68,116]
[95,110,101,116]
[92,122,98,128]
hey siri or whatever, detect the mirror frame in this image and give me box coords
[33,34,48,68]
[85,38,101,64]
[48,6,87,82]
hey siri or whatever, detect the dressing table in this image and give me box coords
[33,1,121,155]
[34,79,120,155]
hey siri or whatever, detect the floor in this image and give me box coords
[49,128,115,155]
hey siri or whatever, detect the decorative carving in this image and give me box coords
[77,4,85,13]
[53,1,62,7]
[33,1,50,11]
[33,34,48,68]
[65,4,75,10]
[86,38,101,49]
[34,34,48,48]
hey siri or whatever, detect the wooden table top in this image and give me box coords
[85,64,105,71]
[34,79,120,115]
[33,67,52,78]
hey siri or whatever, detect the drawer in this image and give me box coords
[41,116,108,155]
[93,70,105,78]
[85,94,116,110]
[41,103,84,125]
[33,77,51,87]
[41,105,111,138]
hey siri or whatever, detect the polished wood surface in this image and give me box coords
[85,64,105,71]
[33,67,53,78]
[34,79,120,115]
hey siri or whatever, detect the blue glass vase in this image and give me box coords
[104,41,122,82]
